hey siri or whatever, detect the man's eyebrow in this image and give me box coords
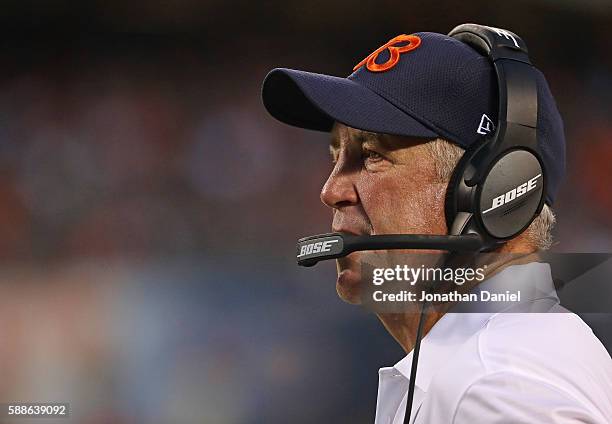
[330,134,340,150]
[328,135,339,162]
[329,129,381,153]
[361,131,414,152]
[354,131,380,146]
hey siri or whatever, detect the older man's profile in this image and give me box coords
[262,24,612,424]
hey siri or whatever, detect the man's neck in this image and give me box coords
[375,248,539,353]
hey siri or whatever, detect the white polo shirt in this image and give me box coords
[374,262,612,424]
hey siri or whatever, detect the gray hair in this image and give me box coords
[425,138,556,250]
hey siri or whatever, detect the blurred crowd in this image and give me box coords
[0,0,609,422]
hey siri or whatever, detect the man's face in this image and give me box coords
[322,123,448,303]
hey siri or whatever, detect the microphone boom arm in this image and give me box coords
[296,232,484,267]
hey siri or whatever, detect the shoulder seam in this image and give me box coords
[450,371,604,424]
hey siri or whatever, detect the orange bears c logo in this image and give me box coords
[353,34,421,73]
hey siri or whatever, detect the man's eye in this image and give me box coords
[363,149,383,162]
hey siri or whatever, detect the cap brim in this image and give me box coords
[261,68,439,138]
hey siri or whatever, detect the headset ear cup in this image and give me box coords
[477,149,545,239]
[444,137,491,233]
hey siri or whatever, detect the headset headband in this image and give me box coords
[448,24,539,179]
[445,24,545,245]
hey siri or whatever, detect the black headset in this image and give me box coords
[295,23,546,424]
[295,23,546,267]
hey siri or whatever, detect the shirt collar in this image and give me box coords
[390,261,558,393]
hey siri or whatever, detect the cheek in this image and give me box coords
[408,183,448,233]
[358,173,447,234]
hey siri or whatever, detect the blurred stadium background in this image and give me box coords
[0,0,610,422]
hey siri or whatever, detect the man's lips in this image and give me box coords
[332,227,369,236]
[332,228,368,268]
[336,247,362,270]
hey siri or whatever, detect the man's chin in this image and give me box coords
[336,268,362,304]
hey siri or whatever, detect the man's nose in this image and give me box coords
[320,164,359,209]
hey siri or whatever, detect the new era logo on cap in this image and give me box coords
[477,114,495,135]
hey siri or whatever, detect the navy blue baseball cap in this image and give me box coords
[261,31,565,204]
